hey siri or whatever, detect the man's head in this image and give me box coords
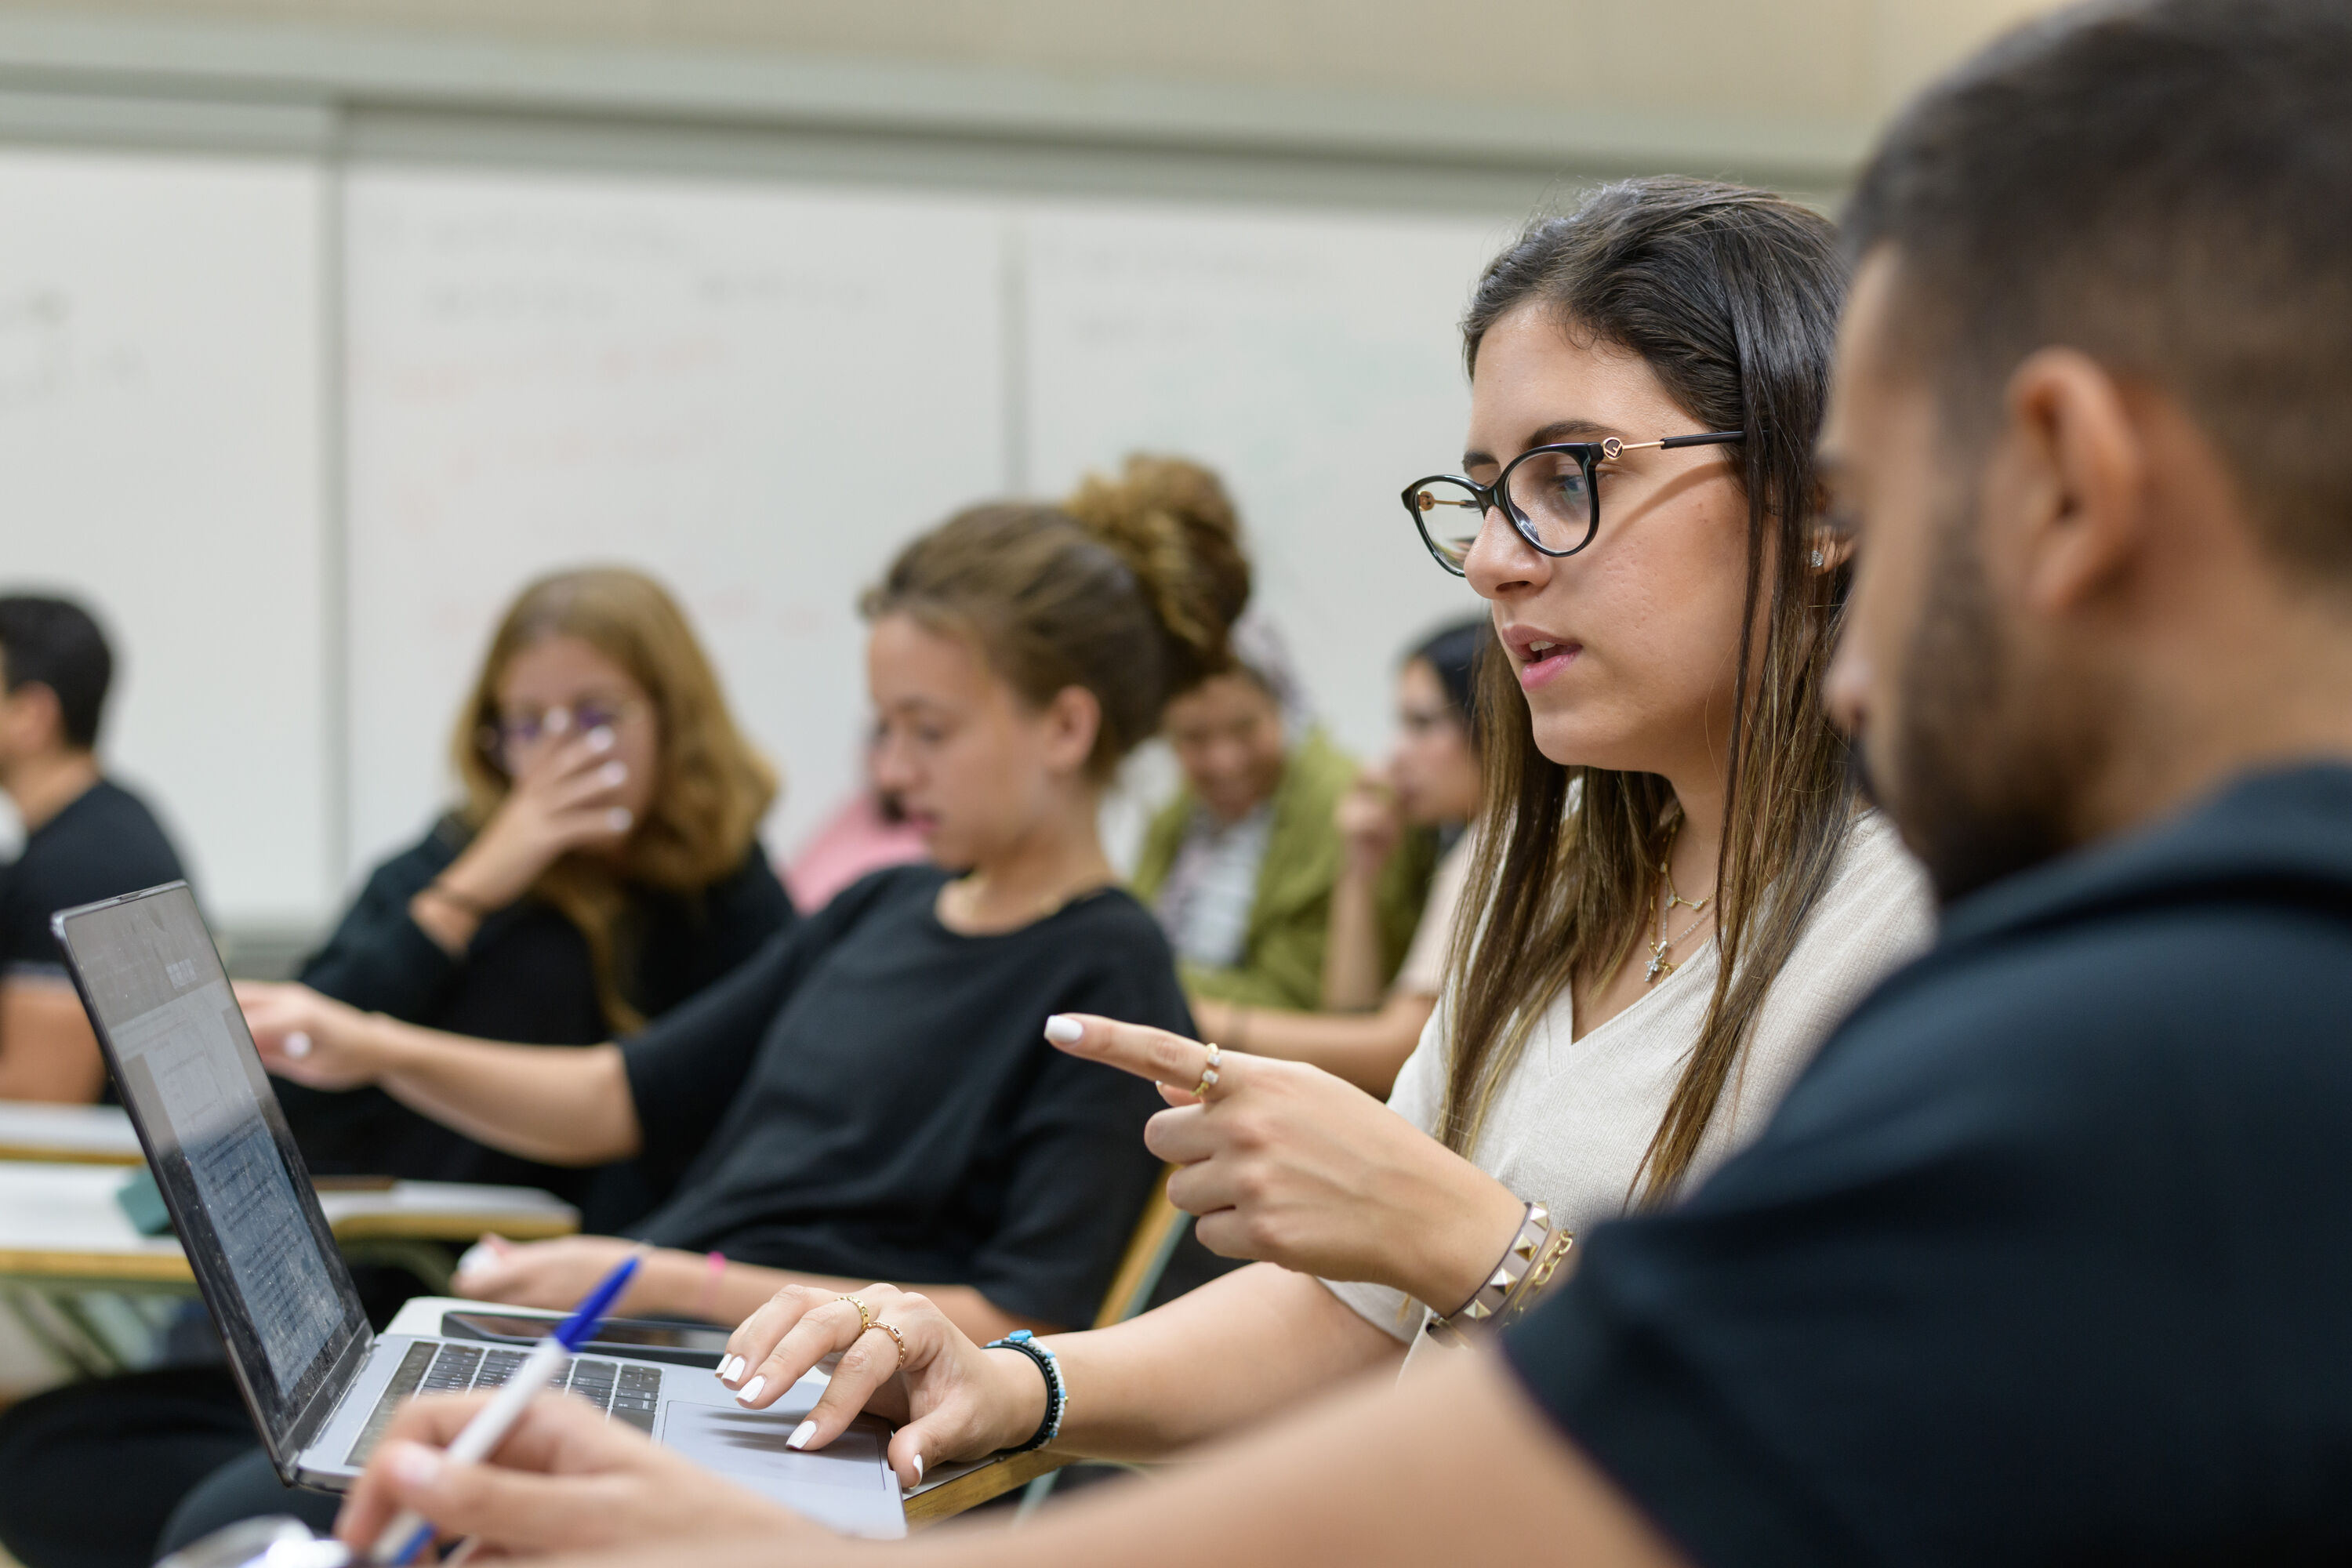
[1823,0,2352,901]
[0,596,114,775]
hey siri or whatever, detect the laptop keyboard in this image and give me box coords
[345,1341,665,1466]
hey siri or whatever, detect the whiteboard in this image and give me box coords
[343,168,1008,884]
[1021,202,1503,765]
[0,147,328,925]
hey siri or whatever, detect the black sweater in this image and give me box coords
[277,817,793,1229]
[621,865,1190,1330]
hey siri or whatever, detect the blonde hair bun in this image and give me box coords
[1062,454,1251,694]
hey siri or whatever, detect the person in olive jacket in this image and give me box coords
[1127,598,1434,1016]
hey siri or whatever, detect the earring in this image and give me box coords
[1808,549,1824,568]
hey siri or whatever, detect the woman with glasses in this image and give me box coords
[524,176,1938,1512]
[278,567,793,1229]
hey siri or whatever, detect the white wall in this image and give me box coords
[343,167,1008,877]
[2,147,1507,929]
[0,146,328,924]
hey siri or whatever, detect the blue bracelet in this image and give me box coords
[983,1330,1066,1454]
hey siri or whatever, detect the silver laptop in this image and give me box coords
[53,882,905,1539]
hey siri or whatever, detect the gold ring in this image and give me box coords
[866,1319,908,1369]
[837,1294,874,1334]
[1191,1042,1222,1100]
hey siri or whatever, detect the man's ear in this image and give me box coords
[1992,347,2148,616]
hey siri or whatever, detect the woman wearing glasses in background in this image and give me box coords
[281,567,793,1232]
[471,176,1944,1526]
[0,568,798,1568]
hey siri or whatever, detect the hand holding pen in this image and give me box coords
[368,1253,644,1565]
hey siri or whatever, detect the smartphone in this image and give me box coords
[440,1310,731,1369]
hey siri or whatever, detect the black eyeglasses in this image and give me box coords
[1400,430,1744,575]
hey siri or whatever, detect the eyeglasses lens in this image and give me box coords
[1409,478,1485,572]
[491,702,630,757]
[1503,452,1596,554]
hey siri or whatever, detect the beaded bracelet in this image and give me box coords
[983,1330,1066,1454]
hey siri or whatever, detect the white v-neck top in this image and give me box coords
[1326,810,1935,1343]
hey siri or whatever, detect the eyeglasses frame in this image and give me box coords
[1399,430,1746,576]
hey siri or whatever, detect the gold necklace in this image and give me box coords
[1642,850,1717,985]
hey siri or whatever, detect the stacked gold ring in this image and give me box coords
[1192,1042,1222,1100]
[837,1294,874,1334]
[869,1319,909,1369]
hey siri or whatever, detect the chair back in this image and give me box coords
[1092,1164,1190,1328]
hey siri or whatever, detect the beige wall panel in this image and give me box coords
[2,0,2063,128]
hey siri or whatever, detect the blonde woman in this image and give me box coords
[278,566,791,1222]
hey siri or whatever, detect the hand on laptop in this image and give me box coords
[335,1389,809,1558]
[1045,1014,1529,1312]
[235,981,387,1091]
[720,1281,1042,1490]
[452,1234,648,1313]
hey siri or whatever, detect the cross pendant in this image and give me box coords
[1645,942,1674,984]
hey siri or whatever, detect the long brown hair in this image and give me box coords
[1438,179,1855,1201]
[453,567,778,1032]
[865,457,1252,775]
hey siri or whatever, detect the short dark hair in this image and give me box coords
[0,595,114,750]
[1406,617,1489,743]
[1845,0,2352,576]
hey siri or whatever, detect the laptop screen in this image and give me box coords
[53,884,369,1461]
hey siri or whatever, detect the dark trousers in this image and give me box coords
[0,1369,330,1568]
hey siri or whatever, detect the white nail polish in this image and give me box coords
[725,1355,745,1381]
[714,1356,735,1383]
[1043,1015,1083,1044]
[911,1454,924,1485]
[601,760,626,786]
[546,708,573,735]
[586,727,615,753]
[285,1031,312,1059]
[786,1419,817,1450]
[735,1375,765,1406]
[606,807,633,831]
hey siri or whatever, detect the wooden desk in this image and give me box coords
[0,1161,187,1288]
[0,1167,579,1374]
[0,1102,143,1165]
[382,1297,1062,1528]
[0,1164,581,1290]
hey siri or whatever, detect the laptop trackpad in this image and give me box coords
[660,1406,906,1539]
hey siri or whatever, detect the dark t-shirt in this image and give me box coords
[0,779,187,982]
[1503,764,2352,1565]
[620,864,1189,1330]
[276,818,793,1229]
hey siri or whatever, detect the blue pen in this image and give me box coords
[372,1251,644,1565]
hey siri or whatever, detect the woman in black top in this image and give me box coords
[244,476,1250,1344]
[276,568,793,1229]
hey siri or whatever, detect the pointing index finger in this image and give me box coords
[1041,1014,1230,1098]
